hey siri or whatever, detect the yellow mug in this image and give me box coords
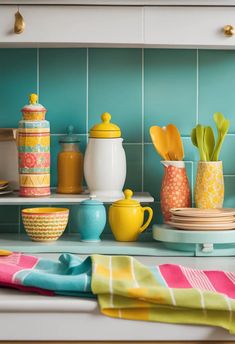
[109,189,153,242]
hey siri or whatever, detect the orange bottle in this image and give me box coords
[57,125,83,194]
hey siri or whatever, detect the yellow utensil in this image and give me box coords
[150,126,170,160]
[0,249,12,256]
[166,124,184,161]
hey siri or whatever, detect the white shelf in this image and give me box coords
[0,233,192,256]
[0,191,154,205]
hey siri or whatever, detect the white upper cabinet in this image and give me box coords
[0,5,143,46]
[144,6,235,48]
[1,3,235,48]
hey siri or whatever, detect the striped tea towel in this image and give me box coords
[0,252,93,298]
[91,255,235,334]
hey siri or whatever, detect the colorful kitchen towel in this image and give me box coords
[0,252,235,333]
[0,252,93,298]
[91,255,235,334]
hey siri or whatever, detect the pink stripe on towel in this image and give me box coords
[0,253,39,284]
[159,264,192,288]
[204,271,235,299]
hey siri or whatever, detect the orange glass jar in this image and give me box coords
[57,126,83,194]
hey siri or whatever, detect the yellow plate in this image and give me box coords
[0,180,8,187]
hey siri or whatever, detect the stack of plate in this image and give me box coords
[0,180,12,196]
[167,208,235,231]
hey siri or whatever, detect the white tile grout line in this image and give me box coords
[86,48,89,144]
[196,49,199,125]
[141,48,145,192]
[37,48,40,97]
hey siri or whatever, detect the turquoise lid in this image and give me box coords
[59,125,80,143]
[80,199,104,206]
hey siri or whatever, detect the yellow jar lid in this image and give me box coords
[112,189,139,207]
[90,112,121,138]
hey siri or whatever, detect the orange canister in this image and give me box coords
[57,125,83,194]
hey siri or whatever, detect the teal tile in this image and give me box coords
[199,50,235,132]
[144,144,193,202]
[144,49,197,141]
[0,206,19,233]
[89,48,142,142]
[0,225,19,234]
[39,49,87,134]
[144,144,163,201]
[182,137,198,162]
[124,144,142,192]
[0,206,19,223]
[50,134,87,188]
[0,49,37,127]
[224,177,235,207]
[220,135,235,175]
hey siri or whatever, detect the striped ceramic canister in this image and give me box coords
[18,94,50,197]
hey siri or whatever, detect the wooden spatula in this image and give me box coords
[150,126,170,160]
[166,124,184,161]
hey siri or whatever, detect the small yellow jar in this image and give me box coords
[57,125,83,194]
[109,189,153,242]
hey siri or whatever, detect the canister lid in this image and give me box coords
[90,112,121,138]
[21,93,47,113]
[112,189,139,207]
[59,125,80,143]
[80,198,104,206]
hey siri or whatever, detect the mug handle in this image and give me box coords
[139,207,153,233]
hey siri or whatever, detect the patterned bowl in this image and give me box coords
[22,207,69,242]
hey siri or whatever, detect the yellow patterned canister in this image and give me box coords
[18,94,50,197]
[194,161,224,208]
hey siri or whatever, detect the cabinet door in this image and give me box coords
[145,6,235,48]
[0,5,143,46]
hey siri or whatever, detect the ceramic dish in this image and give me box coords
[170,208,235,218]
[0,184,9,191]
[167,221,235,231]
[0,180,8,187]
[0,190,13,196]
[170,215,235,223]
[22,207,69,242]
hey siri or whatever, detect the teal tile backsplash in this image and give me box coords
[0,47,235,233]
[144,49,197,140]
[0,49,37,128]
[39,49,87,134]
[89,49,142,142]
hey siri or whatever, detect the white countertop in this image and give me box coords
[1,254,235,341]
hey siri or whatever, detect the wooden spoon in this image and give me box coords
[150,126,170,160]
[166,124,184,161]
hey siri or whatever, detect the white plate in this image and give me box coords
[0,190,13,196]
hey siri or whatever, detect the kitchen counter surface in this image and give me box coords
[1,254,235,341]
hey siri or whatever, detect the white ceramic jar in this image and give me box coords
[84,112,126,199]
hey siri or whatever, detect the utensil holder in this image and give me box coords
[194,161,224,208]
[160,161,191,222]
